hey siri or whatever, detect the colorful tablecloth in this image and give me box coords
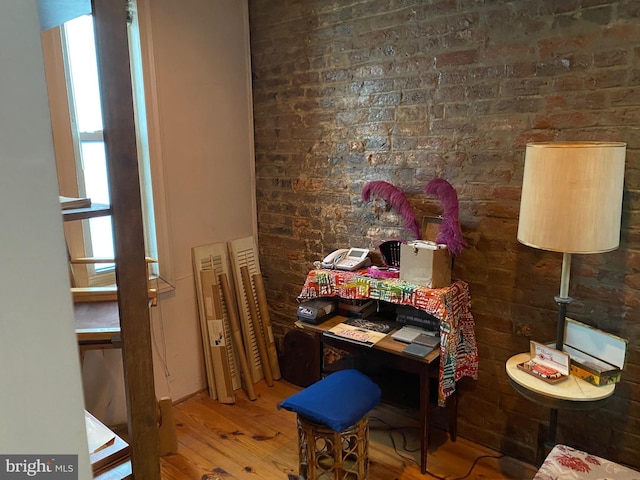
[298,269,479,406]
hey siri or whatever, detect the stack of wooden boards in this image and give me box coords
[192,236,281,403]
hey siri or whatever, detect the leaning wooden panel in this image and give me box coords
[220,273,257,401]
[192,243,242,399]
[240,266,273,387]
[228,236,264,383]
[200,269,236,404]
[192,247,219,399]
[253,272,282,380]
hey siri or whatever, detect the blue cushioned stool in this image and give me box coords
[279,369,381,480]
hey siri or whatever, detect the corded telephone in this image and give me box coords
[321,248,371,271]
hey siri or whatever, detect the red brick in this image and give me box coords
[435,49,479,68]
[538,34,595,57]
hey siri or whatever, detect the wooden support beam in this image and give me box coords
[91,0,160,477]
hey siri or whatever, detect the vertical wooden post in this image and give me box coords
[91,0,160,477]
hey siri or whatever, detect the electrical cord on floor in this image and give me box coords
[369,416,505,480]
[450,453,505,480]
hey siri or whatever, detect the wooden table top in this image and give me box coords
[506,352,615,403]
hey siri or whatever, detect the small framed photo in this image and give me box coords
[517,341,570,384]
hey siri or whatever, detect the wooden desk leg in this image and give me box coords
[419,365,429,474]
[447,389,458,442]
[312,331,323,381]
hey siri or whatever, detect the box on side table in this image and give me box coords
[562,318,627,386]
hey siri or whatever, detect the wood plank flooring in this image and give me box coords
[160,379,537,480]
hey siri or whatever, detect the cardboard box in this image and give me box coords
[399,240,452,288]
[562,318,627,386]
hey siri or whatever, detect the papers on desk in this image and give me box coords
[324,318,393,347]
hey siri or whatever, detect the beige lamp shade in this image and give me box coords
[517,142,626,254]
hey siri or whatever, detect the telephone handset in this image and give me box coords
[321,248,371,271]
[321,249,348,268]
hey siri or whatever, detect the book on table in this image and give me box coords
[402,342,437,358]
[400,330,440,358]
[324,317,393,347]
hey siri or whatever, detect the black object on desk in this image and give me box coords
[396,305,440,330]
[297,298,337,324]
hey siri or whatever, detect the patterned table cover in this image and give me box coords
[298,269,479,406]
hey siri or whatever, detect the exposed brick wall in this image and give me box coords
[248,0,640,468]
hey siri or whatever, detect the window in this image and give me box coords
[44,7,166,287]
[63,15,114,272]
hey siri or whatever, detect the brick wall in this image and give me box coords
[248,0,640,468]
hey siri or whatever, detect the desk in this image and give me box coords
[296,315,456,475]
[506,353,615,446]
[298,269,479,406]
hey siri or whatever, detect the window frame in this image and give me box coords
[41,3,174,292]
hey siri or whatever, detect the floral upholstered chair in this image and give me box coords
[534,444,639,480]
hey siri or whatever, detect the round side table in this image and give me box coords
[506,353,615,446]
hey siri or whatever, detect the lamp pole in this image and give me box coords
[548,252,573,446]
[554,252,573,351]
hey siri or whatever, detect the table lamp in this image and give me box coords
[517,141,626,351]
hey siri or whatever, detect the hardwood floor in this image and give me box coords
[160,379,537,480]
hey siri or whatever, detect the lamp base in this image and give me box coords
[553,296,572,352]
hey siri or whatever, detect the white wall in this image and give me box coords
[139,0,257,401]
[0,1,91,477]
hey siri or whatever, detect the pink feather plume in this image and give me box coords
[424,178,466,256]
[362,181,421,239]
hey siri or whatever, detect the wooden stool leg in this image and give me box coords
[297,416,310,479]
[297,415,369,480]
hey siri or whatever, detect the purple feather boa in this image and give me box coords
[361,181,421,239]
[424,178,467,256]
